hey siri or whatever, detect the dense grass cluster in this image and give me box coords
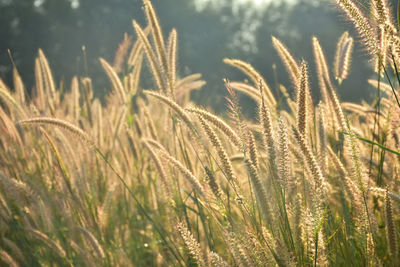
[0,0,399,265]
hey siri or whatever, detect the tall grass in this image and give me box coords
[0,0,399,265]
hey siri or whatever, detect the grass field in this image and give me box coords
[0,0,399,265]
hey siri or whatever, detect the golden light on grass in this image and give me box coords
[0,0,399,265]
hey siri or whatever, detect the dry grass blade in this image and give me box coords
[224,58,276,106]
[0,107,23,145]
[296,60,309,136]
[375,26,387,75]
[175,80,206,103]
[71,76,80,120]
[128,26,149,66]
[175,74,206,102]
[175,73,202,89]
[99,57,127,104]
[247,131,258,169]
[341,102,369,115]
[38,49,57,110]
[368,187,400,202]
[244,158,273,225]
[259,101,276,164]
[0,250,19,267]
[292,126,325,192]
[144,90,194,130]
[277,117,290,189]
[186,106,241,148]
[313,37,330,107]
[325,77,347,131]
[208,251,230,267]
[371,0,391,74]
[204,166,222,199]
[0,85,26,117]
[199,116,236,182]
[313,36,331,86]
[160,149,205,197]
[317,104,327,172]
[228,82,262,103]
[142,140,171,196]
[142,106,157,139]
[167,28,177,90]
[385,188,398,260]
[113,33,132,73]
[126,53,144,95]
[26,229,67,259]
[2,237,26,265]
[335,0,377,54]
[334,32,349,76]
[328,146,361,206]
[34,58,45,110]
[334,32,353,83]
[13,67,25,105]
[17,117,93,146]
[77,227,106,259]
[133,20,166,93]
[345,127,367,196]
[143,0,173,96]
[371,0,391,24]
[177,222,207,267]
[271,36,299,84]
[143,0,168,74]
[40,127,71,187]
[367,79,394,95]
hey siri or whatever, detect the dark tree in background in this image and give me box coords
[0,0,375,113]
[0,0,149,97]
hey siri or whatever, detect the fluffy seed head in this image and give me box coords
[296,60,309,136]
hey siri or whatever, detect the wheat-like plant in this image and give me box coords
[0,0,398,266]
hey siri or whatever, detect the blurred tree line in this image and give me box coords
[0,0,376,114]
